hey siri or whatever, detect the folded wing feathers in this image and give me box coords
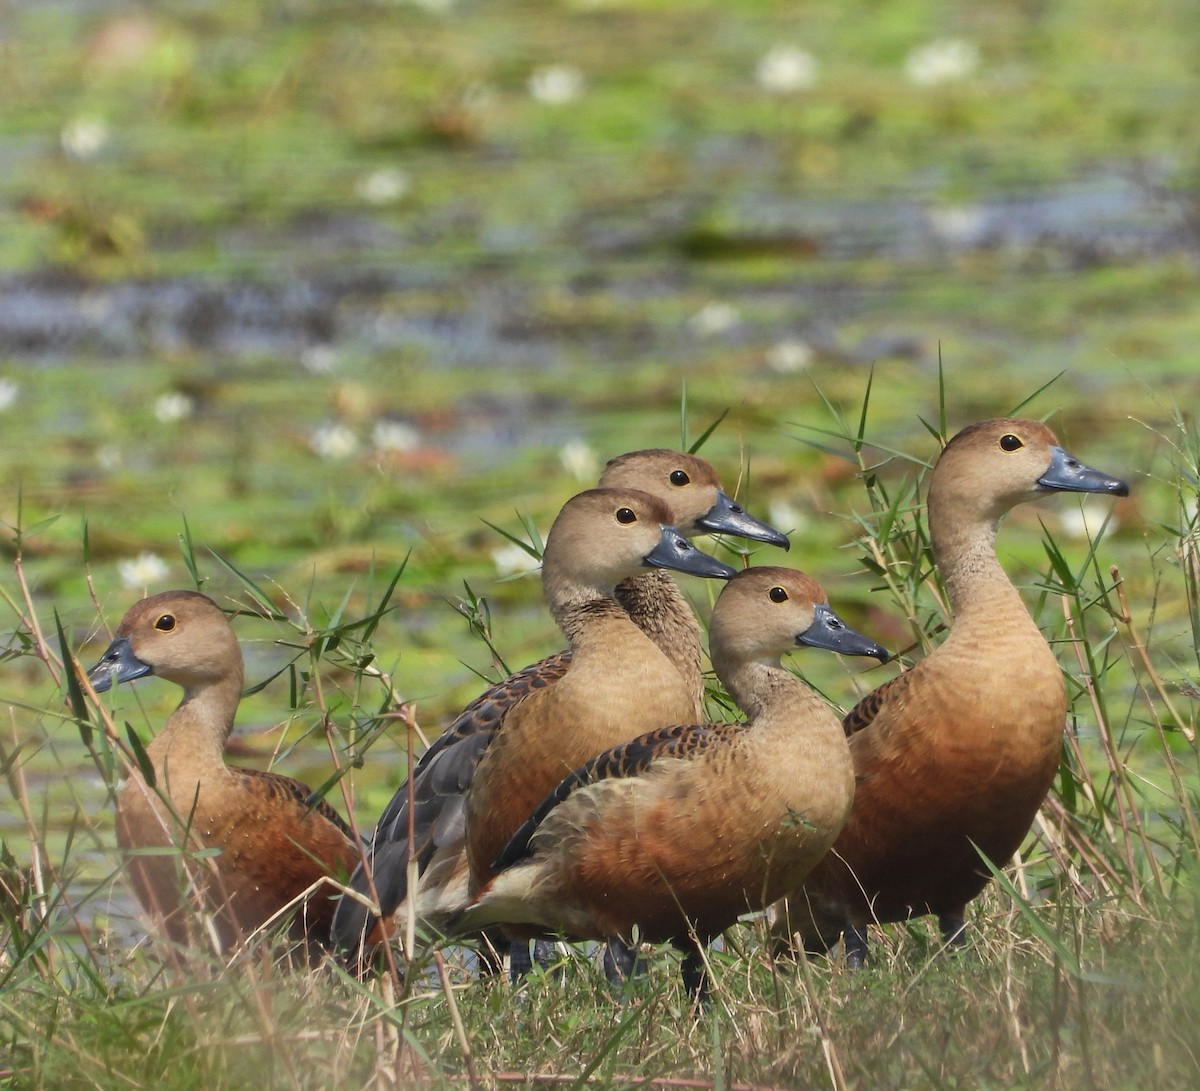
[492,720,743,872]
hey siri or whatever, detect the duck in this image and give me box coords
[331,451,786,965]
[771,418,1130,968]
[458,566,889,1000]
[86,590,361,957]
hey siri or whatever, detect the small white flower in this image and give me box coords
[96,445,123,471]
[153,392,194,423]
[118,552,169,590]
[768,499,810,537]
[529,65,584,105]
[927,204,987,245]
[904,39,980,87]
[301,345,338,374]
[765,339,813,374]
[372,419,421,453]
[1059,502,1120,541]
[756,46,819,93]
[0,379,19,411]
[559,439,598,482]
[310,423,358,460]
[688,302,740,337]
[355,167,411,205]
[492,542,542,578]
[61,117,109,159]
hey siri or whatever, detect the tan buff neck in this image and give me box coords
[719,657,824,726]
[542,557,642,645]
[929,497,1030,624]
[615,569,703,700]
[146,671,243,775]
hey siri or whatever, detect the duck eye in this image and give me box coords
[669,469,690,486]
[154,614,176,632]
[615,507,637,525]
[999,434,1024,452]
[768,586,788,603]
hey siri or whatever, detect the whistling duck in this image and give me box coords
[459,566,889,1000]
[772,418,1129,968]
[332,452,786,963]
[86,590,360,957]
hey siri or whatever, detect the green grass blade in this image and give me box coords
[1009,371,1066,417]
[55,609,91,745]
[206,549,287,619]
[361,552,410,644]
[480,517,543,561]
[178,513,201,589]
[679,379,688,451]
[125,722,155,787]
[688,407,729,454]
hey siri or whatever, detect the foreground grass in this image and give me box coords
[3,880,1198,1089]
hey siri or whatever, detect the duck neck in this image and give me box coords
[546,571,638,647]
[930,505,1028,624]
[147,670,244,776]
[720,657,820,726]
[614,571,703,700]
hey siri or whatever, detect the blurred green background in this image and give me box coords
[1,0,1196,928]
